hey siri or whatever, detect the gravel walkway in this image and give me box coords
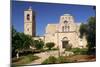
[27,51,59,65]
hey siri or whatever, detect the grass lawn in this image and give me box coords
[12,54,39,66]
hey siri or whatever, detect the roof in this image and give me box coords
[63,14,71,16]
[46,24,58,33]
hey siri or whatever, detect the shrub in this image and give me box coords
[52,48,59,50]
[42,56,73,64]
[57,56,66,63]
[70,48,88,55]
[46,42,55,50]
[34,40,44,50]
[42,56,57,64]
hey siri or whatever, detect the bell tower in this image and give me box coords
[24,6,36,36]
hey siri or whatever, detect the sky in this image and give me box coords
[11,1,96,36]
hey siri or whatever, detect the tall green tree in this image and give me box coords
[12,26,17,57]
[79,23,87,38]
[87,17,96,53]
[79,17,96,54]
[12,26,34,58]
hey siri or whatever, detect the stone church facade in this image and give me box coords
[24,7,87,51]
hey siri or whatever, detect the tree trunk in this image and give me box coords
[16,52,19,59]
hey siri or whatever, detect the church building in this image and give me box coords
[24,7,87,51]
[24,7,36,36]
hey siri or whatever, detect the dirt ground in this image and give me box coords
[65,55,96,62]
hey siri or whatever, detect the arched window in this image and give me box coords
[64,20,68,24]
[27,14,30,20]
[65,26,67,32]
[27,28,29,31]
[68,26,70,31]
[62,26,64,32]
[62,26,68,32]
[65,17,67,19]
[69,17,70,20]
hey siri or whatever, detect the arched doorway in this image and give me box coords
[62,37,69,48]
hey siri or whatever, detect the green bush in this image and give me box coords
[46,42,55,50]
[42,56,57,64]
[70,48,88,55]
[52,48,59,50]
[34,40,44,50]
[57,56,66,63]
[42,56,73,64]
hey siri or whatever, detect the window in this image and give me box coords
[62,26,64,32]
[68,26,70,31]
[64,20,68,24]
[27,14,30,20]
[62,26,67,32]
[69,17,70,20]
[65,26,67,32]
[65,17,67,19]
[62,25,70,32]
[27,28,29,31]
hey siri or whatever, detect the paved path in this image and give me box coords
[27,51,59,65]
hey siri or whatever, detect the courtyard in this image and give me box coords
[12,48,96,65]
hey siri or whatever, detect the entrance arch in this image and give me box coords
[62,37,69,48]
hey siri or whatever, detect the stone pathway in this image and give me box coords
[27,51,59,65]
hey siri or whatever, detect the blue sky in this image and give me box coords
[11,1,95,36]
